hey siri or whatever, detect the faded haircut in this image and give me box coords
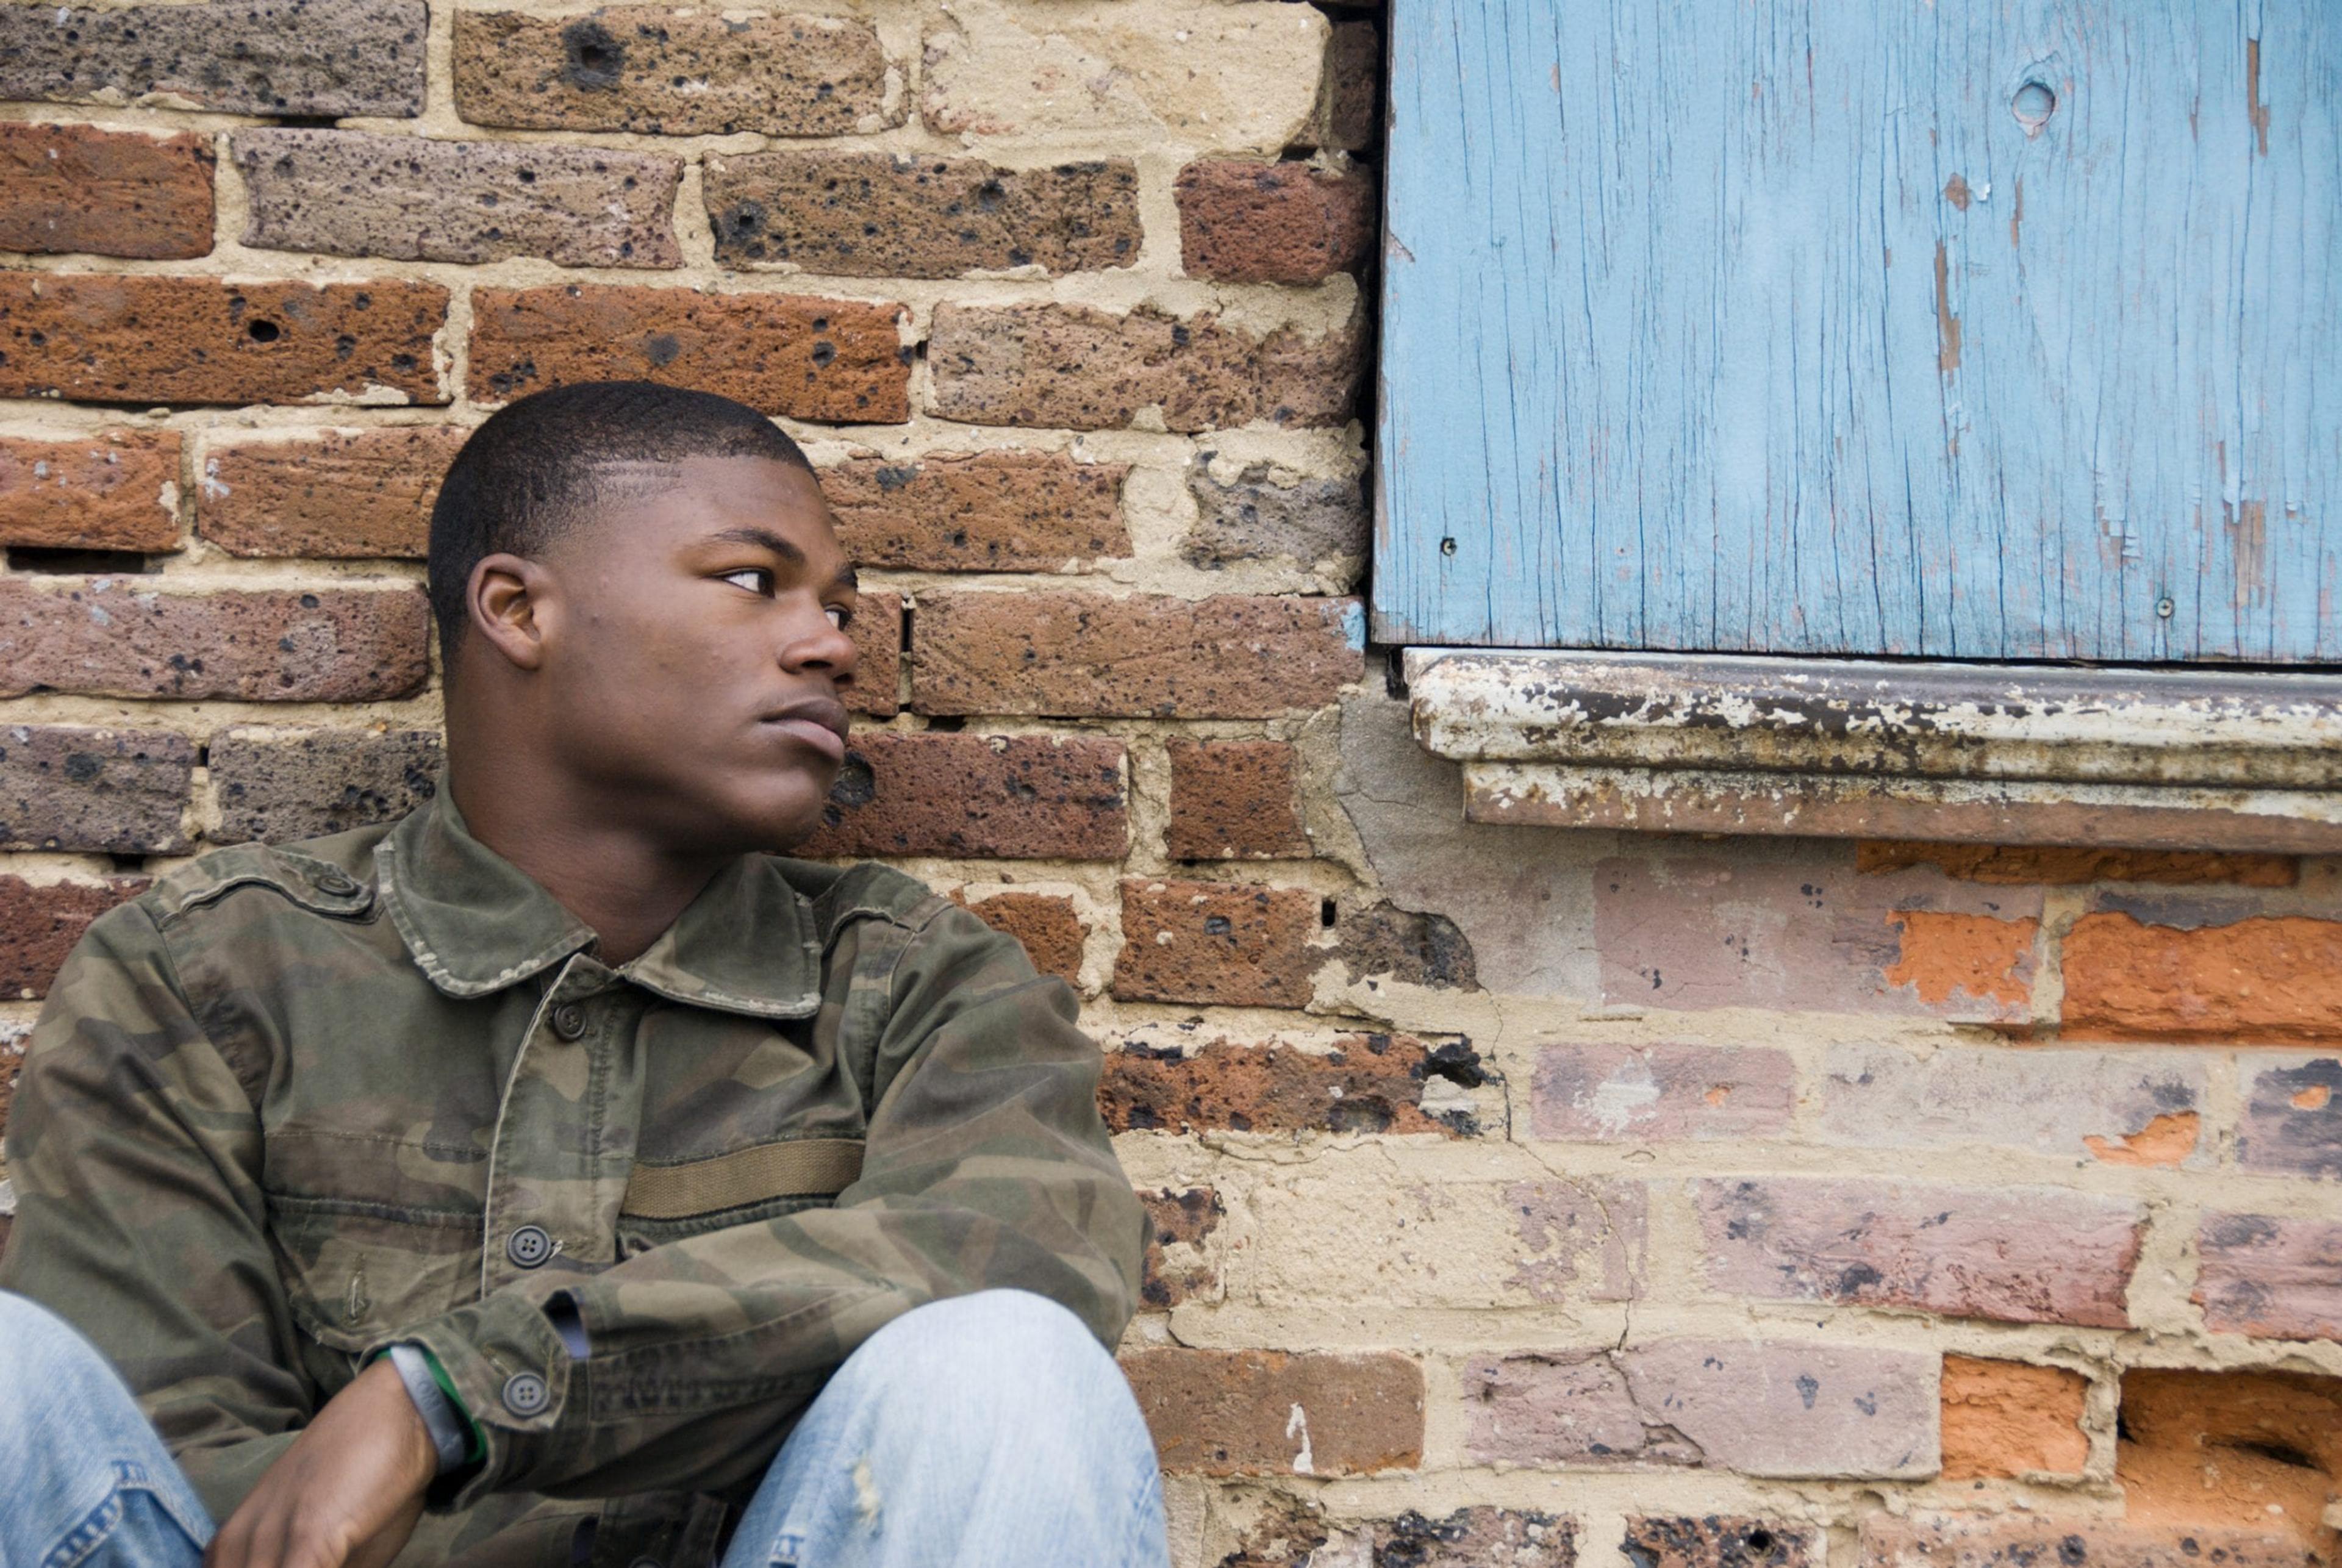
[426,380,814,676]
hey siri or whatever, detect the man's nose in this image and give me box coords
[780,606,859,683]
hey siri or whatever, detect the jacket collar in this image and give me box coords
[374,789,823,1018]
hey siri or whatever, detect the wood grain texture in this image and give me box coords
[1377,1,2340,662]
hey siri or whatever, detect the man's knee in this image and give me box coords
[840,1289,1125,1419]
[0,1291,124,1427]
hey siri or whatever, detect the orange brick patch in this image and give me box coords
[1939,1356,2089,1480]
[2061,913,2342,1043]
[1882,911,2037,1011]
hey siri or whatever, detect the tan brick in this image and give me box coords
[470,285,908,423]
[1114,878,1320,1007]
[1939,1357,2089,1480]
[0,0,426,118]
[208,728,442,845]
[956,890,1086,986]
[1100,1033,1481,1137]
[2062,912,2342,1042]
[1860,1519,2308,1568]
[1622,1519,1812,1568]
[0,277,446,406]
[797,732,1125,860]
[1166,739,1308,859]
[0,726,196,853]
[0,432,181,553]
[822,452,1128,573]
[1137,1185,1222,1308]
[0,123,213,260]
[454,8,890,137]
[707,153,1140,278]
[1121,1347,1422,1475]
[926,302,1364,432]
[235,129,680,269]
[912,592,1364,718]
[198,428,465,560]
[0,581,430,702]
[1857,840,2298,887]
[0,876,151,1000]
[1176,160,1374,284]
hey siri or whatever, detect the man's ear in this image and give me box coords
[468,553,553,672]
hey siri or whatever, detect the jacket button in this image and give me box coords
[506,1225,554,1269]
[502,1371,550,1417]
[551,1003,588,1041]
[314,868,357,895]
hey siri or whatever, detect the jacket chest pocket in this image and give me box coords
[613,1136,863,1259]
[269,1195,482,1357]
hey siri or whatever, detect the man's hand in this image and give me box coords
[205,1356,439,1568]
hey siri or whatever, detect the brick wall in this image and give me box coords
[1,3,2337,1566]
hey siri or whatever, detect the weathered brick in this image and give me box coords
[454,8,891,137]
[0,726,195,854]
[927,302,1364,432]
[1939,1357,2089,1480]
[1816,1044,2208,1165]
[957,891,1086,987]
[0,581,431,703]
[2196,1213,2342,1342]
[2118,1370,2340,1560]
[1620,1519,1814,1568]
[797,732,1125,861]
[1858,840,2299,887]
[1138,1185,1222,1309]
[2236,1054,2341,1178]
[0,432,182,553]
[1882,911,2038,1017]
[707,153,1139,277]
[919,1,1328,152]
[1186,458,1368,578]
[822,452,1128,573]
[1300,17,1379,152]
[0,123,213,259]
[469,286,907,423]
[1531,1043,1796,1142]
[1099,1033,1483,1137]
[0,876,151,1000]
[1696,1178,2143,1328]
[235,129,680,270]
[2062,912,2342,1043]
[1175,160,1374,284]
[1121,1347,1422,1475]
[0,277,446,407]
[1114,878,1320,1007]
[1465,1341,1937,1478]
[0,0,426,117]
[1228,1502,1577,1568]
[208,728,441,846]
[1859,1519,2308,1568]
[1167,740,1308,860]
[842,592,901,719]
[1336,900,1478,990]
[912,592,1363,718]
[198,428,466,560]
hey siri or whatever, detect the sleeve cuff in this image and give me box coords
[371,1292,576,1508]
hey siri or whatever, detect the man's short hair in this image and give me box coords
[426,381,815,672]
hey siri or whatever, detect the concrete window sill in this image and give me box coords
[1402,650,2342,853]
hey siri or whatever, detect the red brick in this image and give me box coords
[797,732,1125,861]
[1301,18,1379,152]
[1882,910,2037,1018]
[0,876,150,1000]
[0,581,430,703]
[1857,840,2299,887]
[843,592,901,718]
[2118,1370,2340,1561]
[1860,1519,2308,1568]
[1098,1033,1480,1137]
[1138,1185,1223,1309]
[1531,1043,1797,1142]
[2061,912,2342,1042]
[1175,160,1375,284]
[0,726,196,853]
[1939,1357,2089,1480]
[707,152,1140,277]
[1114,878,1320,1007]
[470,285,907,423]
[912,592,1364,718]
[822,452,1128,572]
[0,276,445,406]
[1622,1519,1813,1568]
[1121,1347,1422,1475]
[1166,739,1309,859]
[1696,1176,2143,1328]
[926,301,1364,432]
[0,123,214,259]
[0,432,182,552]
[2196,1213,2342,1341]
[956,892,1087,987]
[198,428,465,559]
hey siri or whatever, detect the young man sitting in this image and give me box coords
[0,381,1165,1568]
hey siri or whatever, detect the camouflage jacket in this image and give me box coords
[0,790,1145,1567]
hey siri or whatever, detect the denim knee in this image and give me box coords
[0,1291,117,1404]
[837,1289,1125,1416]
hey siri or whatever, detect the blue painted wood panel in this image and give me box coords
[1376,1,2341,662]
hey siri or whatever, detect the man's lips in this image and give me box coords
[759,698,850,762]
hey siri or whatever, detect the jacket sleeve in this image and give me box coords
[0,902,312,1523]
[397,904,1148,1505]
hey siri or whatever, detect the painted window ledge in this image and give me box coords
[1402,650,2342,853]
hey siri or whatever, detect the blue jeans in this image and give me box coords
[0,1289,1169,1568]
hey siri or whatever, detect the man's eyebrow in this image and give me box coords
[711,526,858,593]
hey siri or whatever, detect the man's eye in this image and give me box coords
[720,568,773,595]
[825,604,854,630]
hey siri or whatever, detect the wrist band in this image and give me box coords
[387,1342,472,1475]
